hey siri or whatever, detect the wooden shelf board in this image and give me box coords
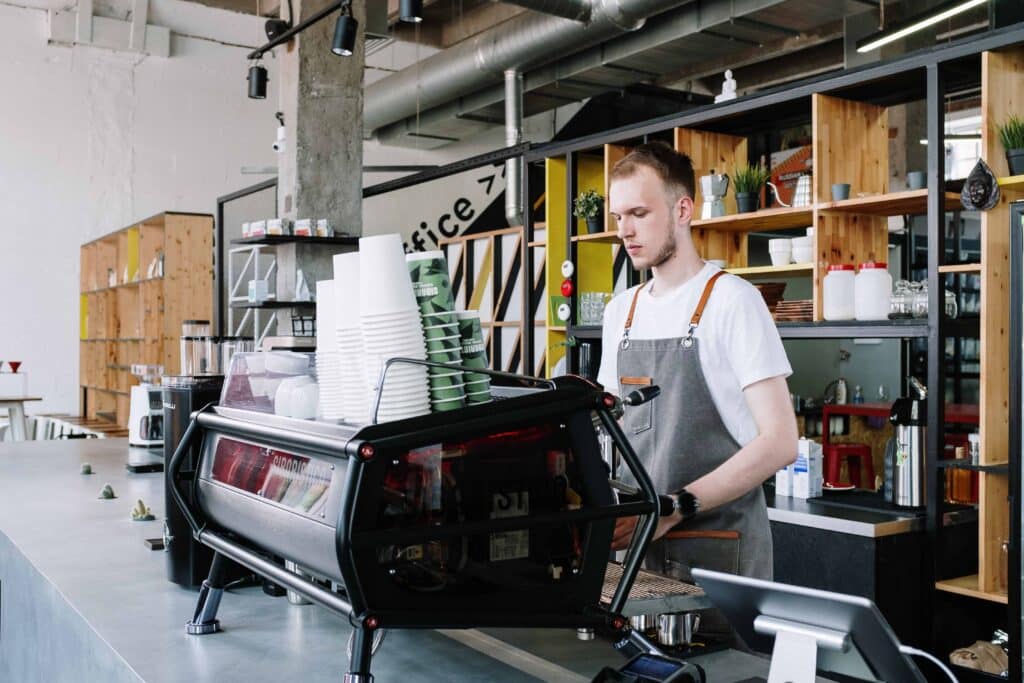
[938,263,981,273]
[83,277,162,295]
[571,231,619,244]
[548,326,567,333]
[817,190,960,217]
[727,263,813,277]
[935,575,1008,604]
[232,235,358,246]
[692,206,813,233]
[81,385,129,396]
[527,240,546,247]
[997,174,1024,191]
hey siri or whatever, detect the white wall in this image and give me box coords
[0,3,279,415]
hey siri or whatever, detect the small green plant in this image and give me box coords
[733,164,770,193]
[997,115,1024,151]
[572,189,603,219]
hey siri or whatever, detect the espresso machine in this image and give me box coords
[886,377,927,508]
[699,171,730,219]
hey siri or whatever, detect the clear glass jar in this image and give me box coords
[889,280,912,318]
[944,289,958,319]
[911,282,929,318]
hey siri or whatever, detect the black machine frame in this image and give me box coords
[168,372,667,681]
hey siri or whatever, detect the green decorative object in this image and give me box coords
[99,483,117,500]
[80,463,93,475]
[997,115,1024,175]
[131,499,155,521]
[733,163,770,213]
[572,189,603,220]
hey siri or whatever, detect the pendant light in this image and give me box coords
[332,2,358,57]
[399,0,423,23]
[248,63,268,99]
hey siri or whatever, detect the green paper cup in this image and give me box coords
[460,349,489,370]
[465,390,492,404]
[464,376,491,391]
[407,252,456,315]
[429,382,466,402]
[426,347,462,365]
[429,370,463,391]
[421,311,457,327]
[456,311,483,343]
[431,396,467,412]
[424,323,459,340]
[425,334,461,353]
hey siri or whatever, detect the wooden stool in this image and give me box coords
[824,443,874,488]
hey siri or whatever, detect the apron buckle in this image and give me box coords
[681,324,696,347]
[620,338,630,350]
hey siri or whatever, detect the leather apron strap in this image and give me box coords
[621,270,727,349]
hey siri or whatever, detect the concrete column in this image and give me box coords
[274,0,364,333]
[277,0,364,234]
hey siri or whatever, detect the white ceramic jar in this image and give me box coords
[823,264,856,320]
[854,261,893,321]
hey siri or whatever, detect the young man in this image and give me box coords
[598,142,797,580]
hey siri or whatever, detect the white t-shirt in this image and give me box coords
[597,263,792,447]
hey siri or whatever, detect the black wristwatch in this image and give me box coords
[669,488,700,521]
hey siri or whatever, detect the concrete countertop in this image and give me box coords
[0,438,790,683]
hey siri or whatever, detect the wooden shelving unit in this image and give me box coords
[938,263,982,273]
[692,206,814,232]
[726,263,813,277]
[79,212,213,427]
[935,575,1008,605]
[571,230,619,244]
[817,189,961,216]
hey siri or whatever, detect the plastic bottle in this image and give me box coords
[854,262,893,321]
[823,265,856,320]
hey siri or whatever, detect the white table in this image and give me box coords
[0,396,41,441]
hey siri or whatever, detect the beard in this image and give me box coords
[630,228,677,270]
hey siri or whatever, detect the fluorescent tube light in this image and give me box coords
[856,0,988,54]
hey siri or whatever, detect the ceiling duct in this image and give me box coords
[496,0,592,22]
[364,0,698,133]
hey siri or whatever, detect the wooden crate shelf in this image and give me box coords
[692,206,813,233]
[817,190,961,216]
[935,575,1008,604]
[80,212,212,427]
[727,263,813,277]
[998,174,1024,191]
[939,263,982,273]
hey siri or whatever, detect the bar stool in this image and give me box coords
[824,443,875,488]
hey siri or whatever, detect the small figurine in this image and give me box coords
[99,483,117,499]
[80,463,93,475]
[961,158,1001,211]
[714,69,738,103]
[130,499,155,521]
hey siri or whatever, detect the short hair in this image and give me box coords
[610,141,695,203]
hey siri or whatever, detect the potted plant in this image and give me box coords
[998,115,1024,175]
[573,189,604,234]
[733,164,770,213]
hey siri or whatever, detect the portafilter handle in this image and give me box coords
[624,385,660,407]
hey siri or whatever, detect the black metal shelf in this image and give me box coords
[568,325,603,340]
[942,317,981,337]
[230,301,316,309]
[231,235,358,246]
[776,320,929,339]
[936,459,1010,474]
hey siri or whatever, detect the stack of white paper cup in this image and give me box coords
[315,279,343,420]
[333,252,371,423]
[358,234,430,422]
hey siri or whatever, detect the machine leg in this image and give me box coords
[343,627,375,683]
[186,552,230,635]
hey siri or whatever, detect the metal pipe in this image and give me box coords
[200,530,355,617]
[247,0,344,60]
[364,0,690,132]
[504,70,525,227]
[497,0,592,22]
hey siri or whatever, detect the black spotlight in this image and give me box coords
[399,0,423,23]
[332,12,358,57]
[248,64,268,99]
[264,18,290,41]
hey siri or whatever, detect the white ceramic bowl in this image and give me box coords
[768,238,792,251]
[791,235,813,249]
[792,247,814,264]
[769,251,791,267]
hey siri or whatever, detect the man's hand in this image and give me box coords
[611,512,682,550]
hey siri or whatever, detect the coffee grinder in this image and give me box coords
[128,364,164,449]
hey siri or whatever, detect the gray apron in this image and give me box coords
[618,271,773,581]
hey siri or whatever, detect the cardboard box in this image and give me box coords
[792,437,823,499]
[775,464,793,497]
